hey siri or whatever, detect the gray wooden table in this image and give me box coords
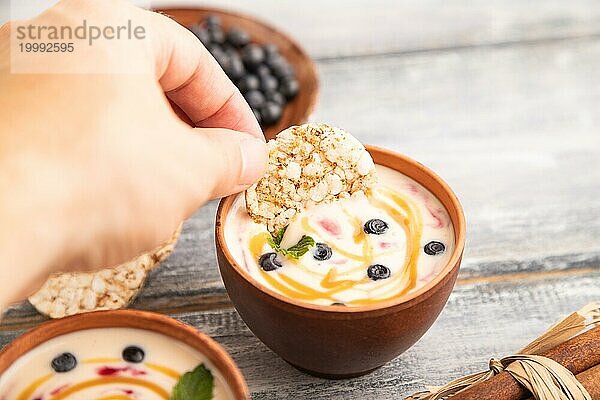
[2,1,600,398]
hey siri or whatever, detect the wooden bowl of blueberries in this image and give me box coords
[157,7,319,139]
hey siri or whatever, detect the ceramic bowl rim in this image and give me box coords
[216,144,466,314]
[0,309,250,398]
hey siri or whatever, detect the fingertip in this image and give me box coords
[240,136,268,185]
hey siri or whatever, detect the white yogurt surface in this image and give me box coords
[0,328,234,400]
[225,165,455,306]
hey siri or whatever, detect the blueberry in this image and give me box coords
[313,243,332,261]
[259,252,282,271]
[244,90,265,109]
[241,44,265,69]
[263,43,279,56]
[260,101,283,126]
[424,241,446,256]
[260,74,279,92]
[207,43,224,57]
[267,56,295,78]
[51,352,77,373]
[205,15,221,28]
[213,52,231,70]
[331,302,346,307]
[208,26,225,45]
[222,44,238,57]
[225,55,245,81]
[367,264,391,281]
[279,77,300,100]
[265,90,286,106]
[190,26,210,46]
[227,28,250,48]
[255,64,272,78]
[264,53,282,68]
[237,74,260,93]
[252,107,262,125]
[122,346,145,363]
[363,219,389,235]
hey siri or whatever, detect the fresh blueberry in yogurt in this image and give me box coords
[363,219,389,235]
[367,264,391,281]
[424,241,445,255]
[259,252,283,271]
[313,243,333,261]
[122,346,145,363]
[51,352,77,373]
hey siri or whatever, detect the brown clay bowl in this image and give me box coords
[215,145,466,378]
[0,309,250,398]
[156,7,319,140]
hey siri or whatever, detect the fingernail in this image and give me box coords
[240,138,267,185]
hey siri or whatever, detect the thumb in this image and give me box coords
[179,127,268,201]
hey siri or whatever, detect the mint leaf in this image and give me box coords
[282,235,315,259]
[267,226,287,252]
[267,236,279,251]
[266,226,315,260]
[171,363,214,400]
[274,226,287,246]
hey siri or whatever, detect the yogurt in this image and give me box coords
[225,165,455,307]
[0,328,234,400]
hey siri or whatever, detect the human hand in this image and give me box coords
[0,0,267,306]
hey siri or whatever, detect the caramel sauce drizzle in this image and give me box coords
[16,361,181,400]
[82,358,121,364]
[249,232,271,261]
[48,377,170,400]
[248,185,424,305]
[144,362,181,380]
[348,187,423,305]
[16,374,52,400]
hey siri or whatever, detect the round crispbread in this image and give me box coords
[245,123,377,232]
[28,226,181,319]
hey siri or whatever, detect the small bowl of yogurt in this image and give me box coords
[0,310,249,399]
[216,142,466,378]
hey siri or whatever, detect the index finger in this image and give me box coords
[148,11,263,139]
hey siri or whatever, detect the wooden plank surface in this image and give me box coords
[313,37,600,276]
[2,35,600,330]
[3,270,598,399]
[2,2,600,399]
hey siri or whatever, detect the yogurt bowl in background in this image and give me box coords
[0,310,250,399]
[215,145,466,378]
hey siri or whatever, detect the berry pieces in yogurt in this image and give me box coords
[0,328,235,400]
[226,164,455,307]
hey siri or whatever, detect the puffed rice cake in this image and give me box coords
[28,226,181,319]
[246,123,377,232]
